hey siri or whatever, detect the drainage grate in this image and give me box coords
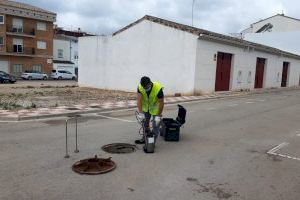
[72,155,116,175]
[102,143,137,154]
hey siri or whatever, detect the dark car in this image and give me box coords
[0,71,17,83]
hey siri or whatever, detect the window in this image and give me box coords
[0,15,4,24]
[13,38,23,53]
[58,49,63,58]
[37,41,46,49]
[37,22,46,31]
[12,18,23,33]
[0,37,4,45]
[32,65,42,72]
[13,64,22,73]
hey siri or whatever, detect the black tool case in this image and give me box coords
[161,105,186,141]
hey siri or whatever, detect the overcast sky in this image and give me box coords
[19,0,300,35]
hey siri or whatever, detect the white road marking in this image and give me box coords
[245,101,254,104]
[274,153,300,161]
[97,114,135,123]
[266,142,300,161]
[206,107,216,111]
[257,99,266,102]
[227,104,239,107]
[267,142,289,154]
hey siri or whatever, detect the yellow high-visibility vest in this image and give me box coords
[138,81,163,115]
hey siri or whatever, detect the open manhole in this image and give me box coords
[72,155,116,175]
[90,105,101,108]
[102,143,137,154]
[66,107,80,110]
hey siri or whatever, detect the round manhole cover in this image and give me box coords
[102,143,137,154]
[72,155,116,175]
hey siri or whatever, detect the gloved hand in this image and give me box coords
[137,112,145,121]
[154,116,161,123]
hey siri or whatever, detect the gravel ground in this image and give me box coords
[0,80,136,110]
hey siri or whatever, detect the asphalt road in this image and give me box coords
[1,89,300,200]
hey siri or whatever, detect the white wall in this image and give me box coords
[53,39,71,61]
[242,15,300,34]
[194,39,300,93]
[252,15,300,33]
[79,20,198,95]
[244,32,300,55]
[70,40,78,69]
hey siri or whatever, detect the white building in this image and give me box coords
[241,14,300,55]
[241,14,300,35]
[79,15,300,95]
[53,34,78,75]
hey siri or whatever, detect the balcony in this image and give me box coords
[6,25,36,38]
[0,46,36,57]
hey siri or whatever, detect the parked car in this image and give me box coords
[50,70,76,80]
[0,71,16,83]
[21,70,48,80]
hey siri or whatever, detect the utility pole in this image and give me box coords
[192,0,195,26]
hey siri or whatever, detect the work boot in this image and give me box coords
[135,138,145,144]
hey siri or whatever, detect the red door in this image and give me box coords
[254,58,265,88]
[281,62,289,87]
[215,52,232,91]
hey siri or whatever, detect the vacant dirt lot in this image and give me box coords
[0,80,136,110]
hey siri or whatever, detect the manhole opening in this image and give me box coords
[72,155,116,175]
[90,105,101,108]
[66,107,80,110]
[102,143,137,154]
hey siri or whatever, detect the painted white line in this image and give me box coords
[267,142,289,154]
[257,99,266,102]
[227,104,239,107]
[206,107,216,111]
[245,101,254,104]
[275,153,300,161]
[97,114,135,123]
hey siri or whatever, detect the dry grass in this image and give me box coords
[0,82,136,110]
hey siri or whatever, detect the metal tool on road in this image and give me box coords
[64,115,80,158]
[135,111,158,153]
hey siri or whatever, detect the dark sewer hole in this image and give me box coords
[72,155,116,175]
[66,107,80,110]
[90,105,101,108]
[102,143,137,154]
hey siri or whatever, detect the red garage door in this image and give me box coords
[215,52,232,91]
[254,58,266,89]
[281,62,289,87]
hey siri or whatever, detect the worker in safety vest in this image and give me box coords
[135,76,164,144]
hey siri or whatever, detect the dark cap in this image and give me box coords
[140,76,151,88]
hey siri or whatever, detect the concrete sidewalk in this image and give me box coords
[0,87,298,121]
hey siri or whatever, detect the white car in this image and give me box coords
[21,70,48,80]
[50,70,77,80]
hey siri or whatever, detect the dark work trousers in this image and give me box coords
[143,112,160,137]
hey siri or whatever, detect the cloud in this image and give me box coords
[19,0,300,35]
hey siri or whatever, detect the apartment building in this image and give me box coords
[0,0,56,76]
